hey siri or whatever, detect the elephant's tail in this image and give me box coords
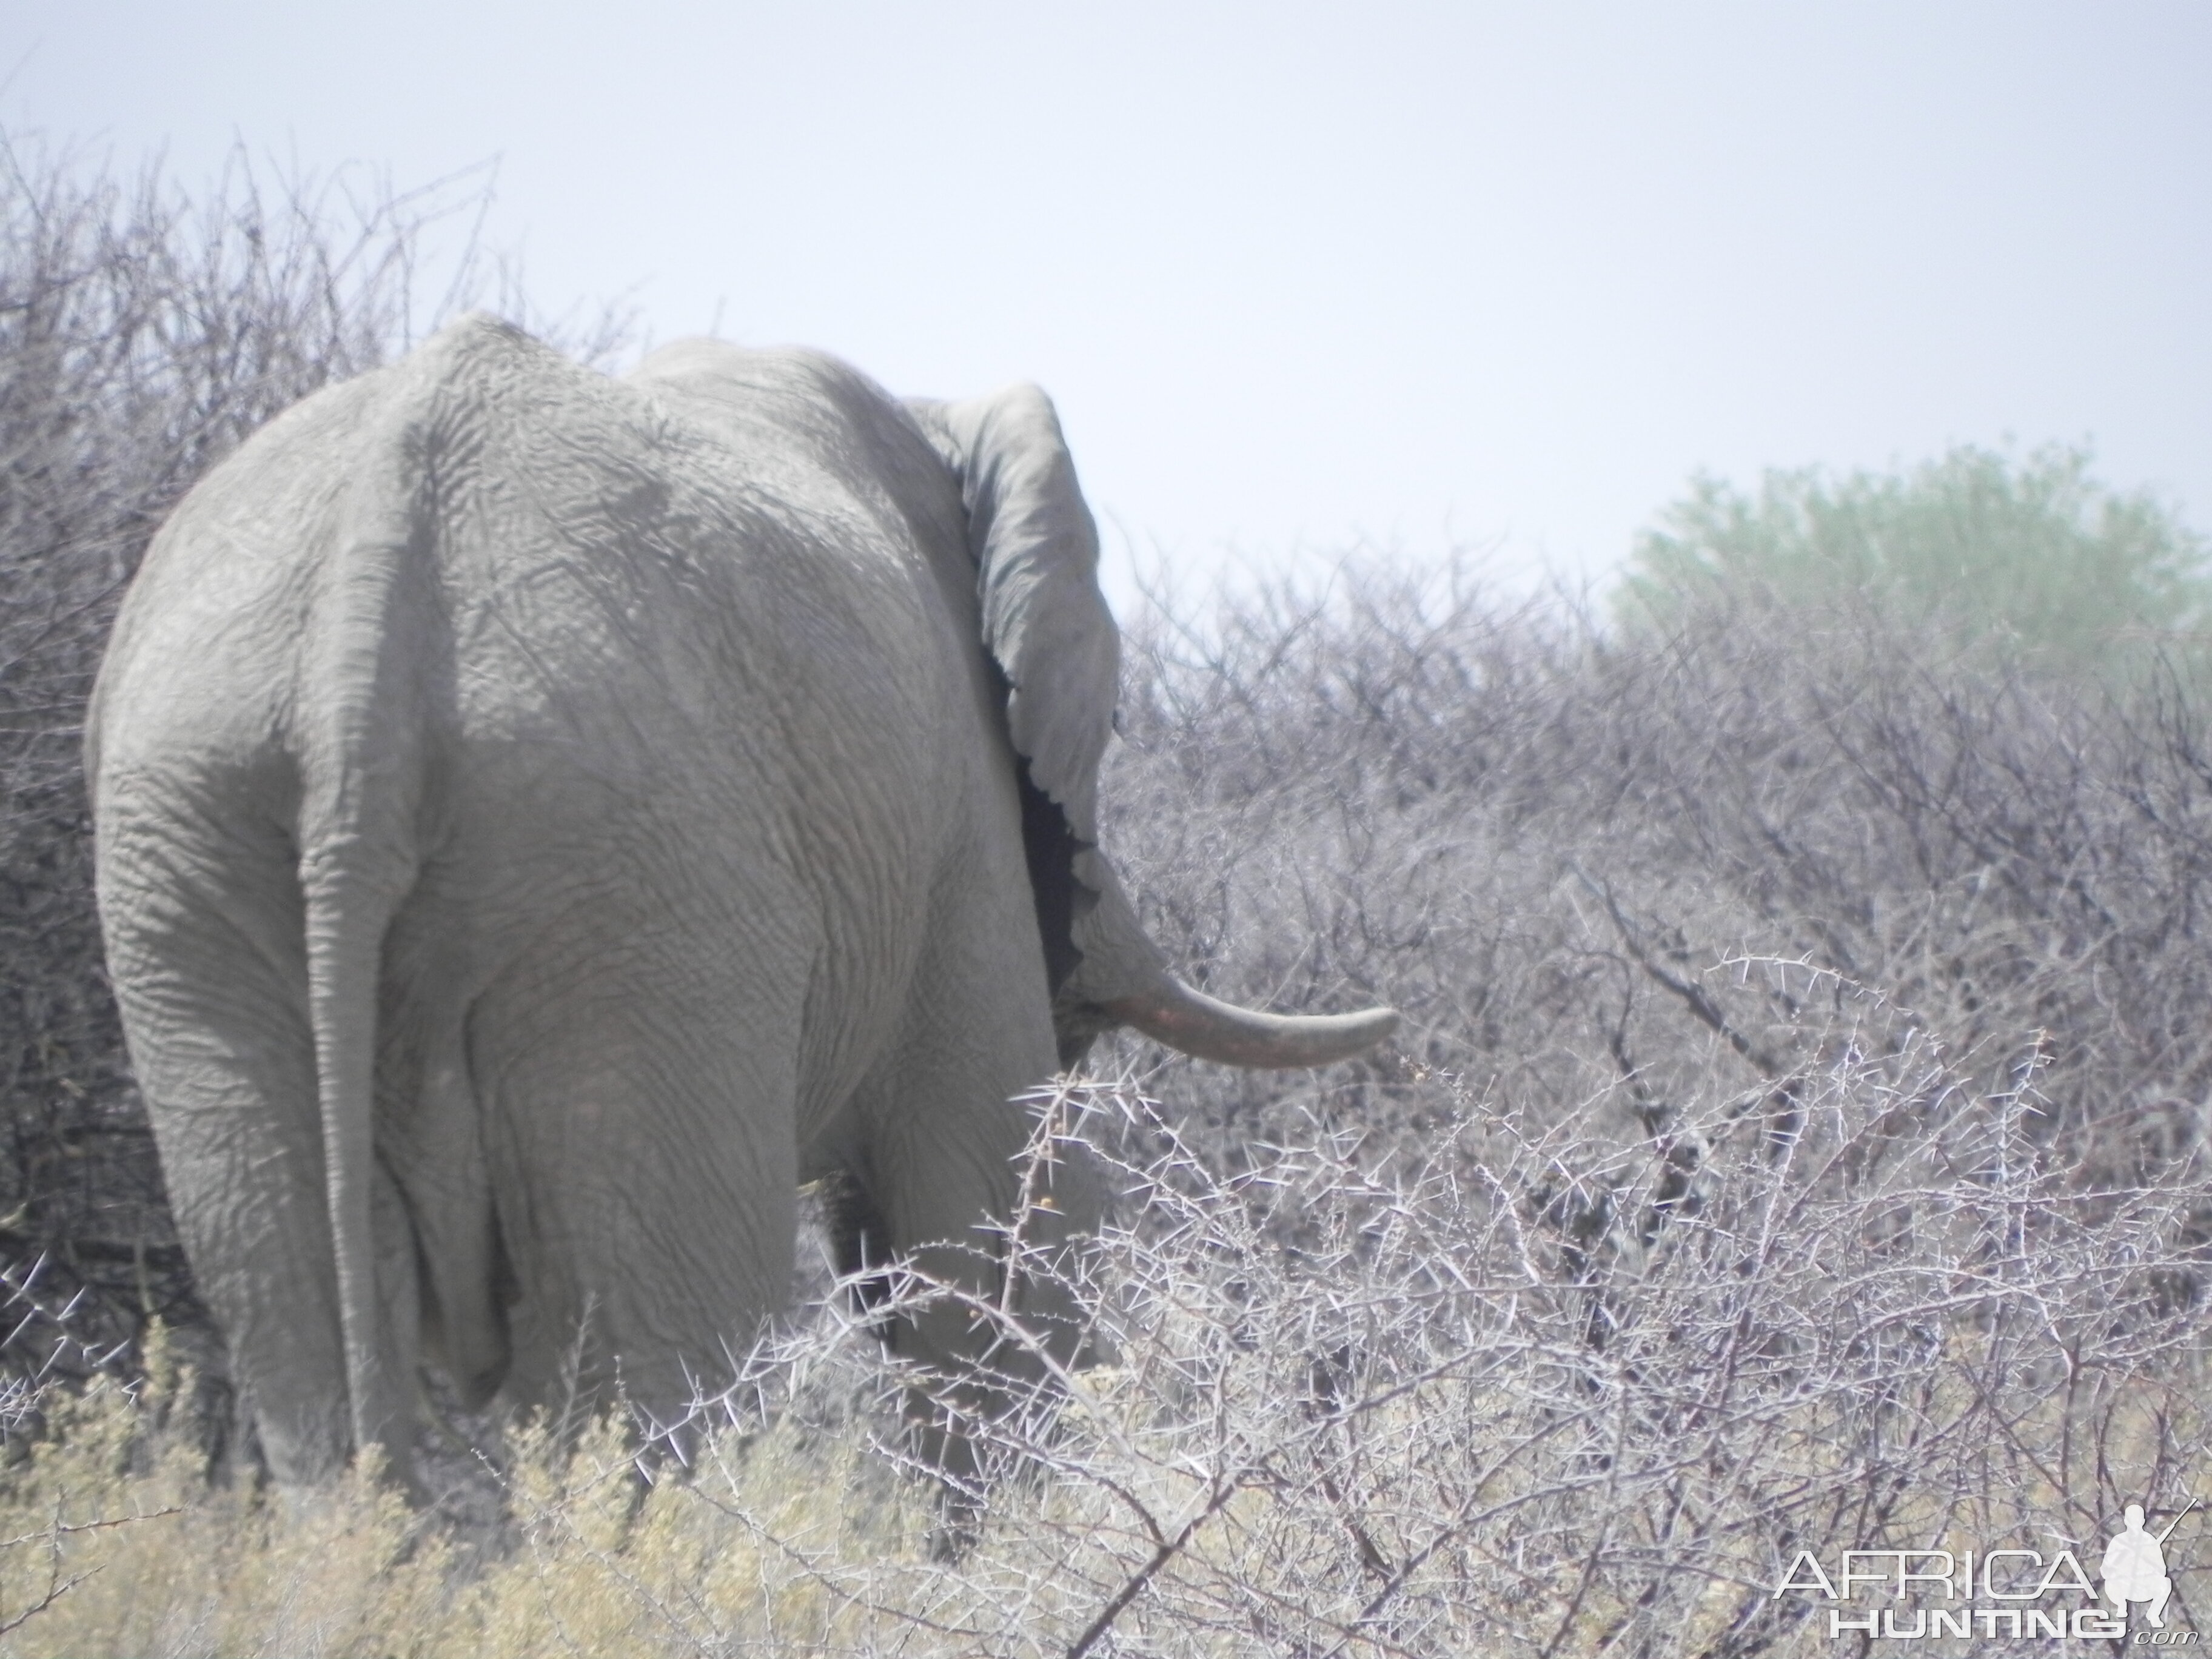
[292,331,472,1470]
[300,849,409,1472]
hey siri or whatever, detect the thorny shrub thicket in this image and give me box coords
[2,1052,2205,1656]
[3,134,2212,1655]
[5,565,2212,1656]
[1106,565,2212,1196]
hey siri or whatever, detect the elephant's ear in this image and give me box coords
[908,384,1401,1071]
[904,386,1118,850]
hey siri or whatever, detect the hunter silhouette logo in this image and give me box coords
[1773,1496,2199,1640]
[2103,1498,2196,1629]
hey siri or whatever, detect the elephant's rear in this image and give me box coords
[90,317,979,1482]
[90,317,594,1480]
[89,351,420,1483]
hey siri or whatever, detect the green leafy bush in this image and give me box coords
[1614,445,2212,665]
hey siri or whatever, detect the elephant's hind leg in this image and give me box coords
[472,951,803,1452]
[845,882,1107,1492]
[97,808,419,1485]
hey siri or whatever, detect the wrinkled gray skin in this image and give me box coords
[87,317,1395,1490]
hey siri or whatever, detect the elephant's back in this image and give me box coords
[99,318,976,836]
[94,317,994,1104]
[409,329,978,876]
[624,338,980,647]
[390,327,997,1142]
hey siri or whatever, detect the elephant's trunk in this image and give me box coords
[1099,979,1399,1069]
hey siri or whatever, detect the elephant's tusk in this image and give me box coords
[1099,980,1399,1069]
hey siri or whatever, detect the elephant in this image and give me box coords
[86,314,1396,1492]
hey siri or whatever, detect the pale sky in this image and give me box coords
[9,3,2208,615]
